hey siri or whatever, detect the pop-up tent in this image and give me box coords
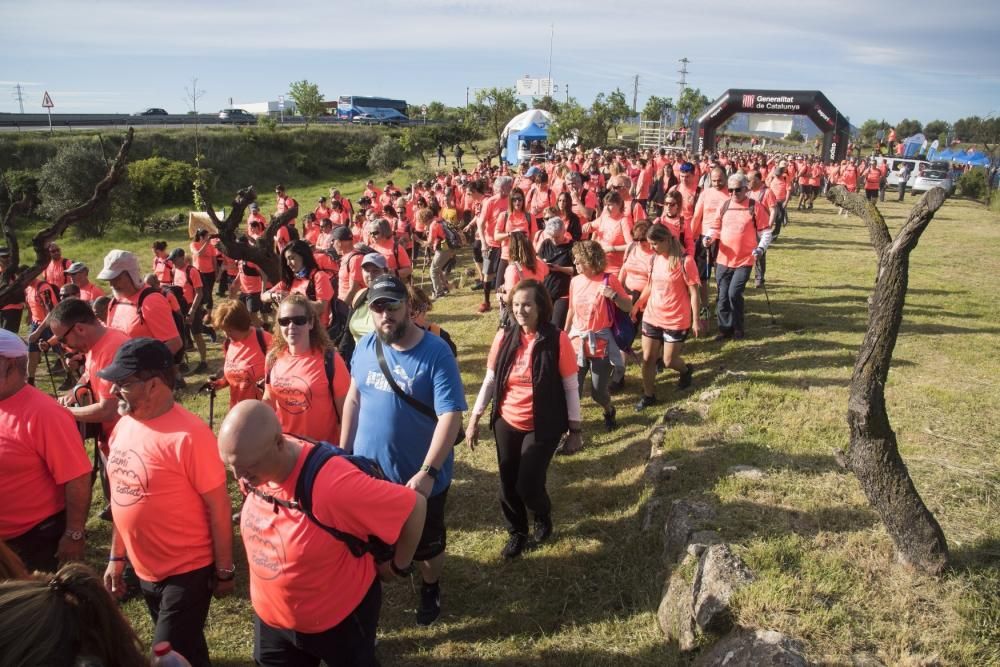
[901,133,927,157]
[502,109,554,165]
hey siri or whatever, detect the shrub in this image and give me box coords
[785,129,805,143]
[256,114,278,132]
[367,136,406,173]
[957,170,987,200]
[1,168,40,213]
[37,139,113,238]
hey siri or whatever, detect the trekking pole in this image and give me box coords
[208,385,216,431]
[756,259,776,325]
[41,346,59,395]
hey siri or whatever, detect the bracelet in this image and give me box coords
[108,556,126,562]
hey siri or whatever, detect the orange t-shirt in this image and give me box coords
[496,211,533,260]
[44,258,71,288]
[238,261,264,295]
[26,281,57,324]
[338,253,364,301]
[643,255,700,331]
[502,262,549,293]
[372,239,412,274]
[711,198,771,269]
[266,349,350,445]
[108,289,180,342]
[107,404,226,582]
[486,329,577,432]
[289,271,335,325]
[78,282,106,303]
[224,329,271,408]
[690,188,729,240]
[190,241,218,274]
[153,256,174,284]
[619,242,656,293]
[592,212,633,274]
[241,439,416,632]
[84,327,131,437]
[864,168,882,189]
[173,266,203,307]
[481,195,508,249]
[567,273,628,334]
[0,384,91,539]
[527,187,556,218]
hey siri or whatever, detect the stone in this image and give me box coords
[699,388,723,403]
[641,498,663,532]
[850,652,885,666]
[657,553,699,651]
[686,530,724,557]
[663,499,717,563]
[693,544,755,634]
[693,628,809,666]
[728,465,765,480]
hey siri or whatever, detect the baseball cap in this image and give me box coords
[367,274,408,306]
[331,226,353,241]
[361,252,387,269]
[64,261,88,275]
[168,248,184,261]
[0,329,28,358]
[97,249,141,284]
[525,166,541,177]
[679,162,695,174]
[96,337,174,384]
[249,203,259,211]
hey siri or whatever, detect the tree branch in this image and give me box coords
[826,185,891,256]
[201,185,296,282]
[0,128,134,307]
[891,188,947,255]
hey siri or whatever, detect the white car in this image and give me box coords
[911,169,955,196]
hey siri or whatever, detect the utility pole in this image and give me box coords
[466,87,469,108]
[547,24,554,98]
[12,83,24,114]
[632,75,639,114]
[677,57,690,128]
[565,84,569,105]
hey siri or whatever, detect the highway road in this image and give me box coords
[0,113,426,132]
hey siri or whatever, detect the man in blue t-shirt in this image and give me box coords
[341,274,466,627]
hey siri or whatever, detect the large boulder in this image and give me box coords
[663,499,717,563]
[693,629,809,666]
[694,544,756,634]
[657,553,699,651]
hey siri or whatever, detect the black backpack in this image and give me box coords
[223,327,267,356]
[243,437,395,562]
[285,222,300,242]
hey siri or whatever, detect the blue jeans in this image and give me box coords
[716,264,752,334]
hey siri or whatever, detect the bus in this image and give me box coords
[337,96,408,121]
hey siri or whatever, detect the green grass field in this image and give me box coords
[24,169,1000,665]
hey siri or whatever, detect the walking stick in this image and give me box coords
[756,258,776,325]
[208,385,216,431]
[41,346,59,395]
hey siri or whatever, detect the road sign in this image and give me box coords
[278,95,284,109]
[421,105,428,116]
[42,91,54,108]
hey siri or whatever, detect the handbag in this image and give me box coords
[375,337,465,446]
[603,273,636,350]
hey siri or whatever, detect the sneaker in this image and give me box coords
[470,280,484,291]
[192,361,209,374]
[204,326,218,343]
[502,532,530,559]
[603,406,618,432]
[477,302,491,314]
[678,363,695,390]
[533,515,553,544]
[50,365,66,377]
[635,394,659,411]
[416,581,441,626]
[99,505,113,521]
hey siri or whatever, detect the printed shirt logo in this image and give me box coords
[271,375,312,415]
[242,500,286,581]
[108,449,148,507]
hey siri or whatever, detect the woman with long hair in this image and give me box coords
[633,224,701,411]
[264,294,350,444]
[555,191,583,241]
[565,241,632,431]
[493,187,533,292]
[656,190,695,258]
[618,219,656,332]
[269,239,336,330]
[467,280,581,558]
[588,190,633,275]
[207,299,272,408]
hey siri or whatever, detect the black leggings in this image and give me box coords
[493,417,560,535]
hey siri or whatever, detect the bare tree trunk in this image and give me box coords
[0,128,134,308]
[827,185,950,574]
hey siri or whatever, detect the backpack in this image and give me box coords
[718,198,761,230]
[243,437,395,562]
[223,327,267,357]
[108,286,157,326]
[285,222,300,242]
[442,223,465,250]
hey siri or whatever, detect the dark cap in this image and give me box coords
[64,261,88,274]
[331,226,353,241]
[168,248,184,261]
[366,274,408,306]
[97,337,174,384]
[679,162,695,173]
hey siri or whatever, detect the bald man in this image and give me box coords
[218,401,426,667]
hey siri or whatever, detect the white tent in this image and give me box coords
[501,109,555,165]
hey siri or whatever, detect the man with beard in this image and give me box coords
[340,274,465,627]
[100,250,182,356]
[99,338,234,667]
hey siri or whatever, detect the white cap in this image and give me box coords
[97,249,141,285]
[0,329,28,358]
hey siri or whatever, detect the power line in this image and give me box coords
[677,58,690,127]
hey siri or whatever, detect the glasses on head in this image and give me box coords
[370,300,404,314]
[278,315,309,327]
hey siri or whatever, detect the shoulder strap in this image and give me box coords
[374,337,437,422]
[133,286,154,325]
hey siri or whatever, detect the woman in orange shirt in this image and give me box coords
[263,294,349,444]
[588,191,633,275]
[618,220,656,330]
[207,300,271,409]
[634,225,701,410]
[467,280,581,559]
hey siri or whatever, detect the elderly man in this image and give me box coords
[99,338,234,667]
[0,328,92,572]
[218,401,426,666]
[476,175,512,313]
[100,250,182,356]
[64,262,106,303]
[341,275,466,627]
[705,173,775,340]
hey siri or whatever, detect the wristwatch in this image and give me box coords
[215,566,236,582]
[420,464,440,479]
[64,529,85,541]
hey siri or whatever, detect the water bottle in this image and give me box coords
[151,641,192,666]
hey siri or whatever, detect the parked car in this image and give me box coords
[911,169,955,196]
[882,158,931,190]
[219,108,255,124]
[133,108,168,116]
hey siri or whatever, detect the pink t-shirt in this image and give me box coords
[266,349,350,445]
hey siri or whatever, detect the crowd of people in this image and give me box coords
[0,143,893,665]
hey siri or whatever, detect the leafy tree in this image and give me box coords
[642,95,674,121]
[367,136,406,173]
[605,89,632,136]
[859,119,881,145]
[895,118,922,138]
[468,87,526,156]
[533,95,562,115]
[676,88,710,127]
[547,98,586,146]
[38,140,112,238]
[923,120,949,142]
[426,101,447,121]
[786,129,805,143]
[288,80,326,125]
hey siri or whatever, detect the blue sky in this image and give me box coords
[2,0,998,126]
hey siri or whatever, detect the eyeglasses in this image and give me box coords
[666,202,681,207]
[278,315,309,327]
[730,187,744,193]
[370,300,404,314]
[115,376,149,393]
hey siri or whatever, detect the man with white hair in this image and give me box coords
[0,328,92,572]
[99,250,182,356]
[475,176,513,313]
[705,173,775,340]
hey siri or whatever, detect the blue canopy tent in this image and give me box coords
[501,109,554,165]
[506,121,549,166]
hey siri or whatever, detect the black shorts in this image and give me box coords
[189,306,205,335]
[472,239,484,265]
[484,246,501,279]
[642,321,689,343]
[865,188,879,201]
[240,293,263,314]
[413,486,449,562]
[804,184,818,196]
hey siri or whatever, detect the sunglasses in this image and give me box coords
[278,315,309,327]
[730,187,744,192]
[370,300,404,314]
[666,201,681,207]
